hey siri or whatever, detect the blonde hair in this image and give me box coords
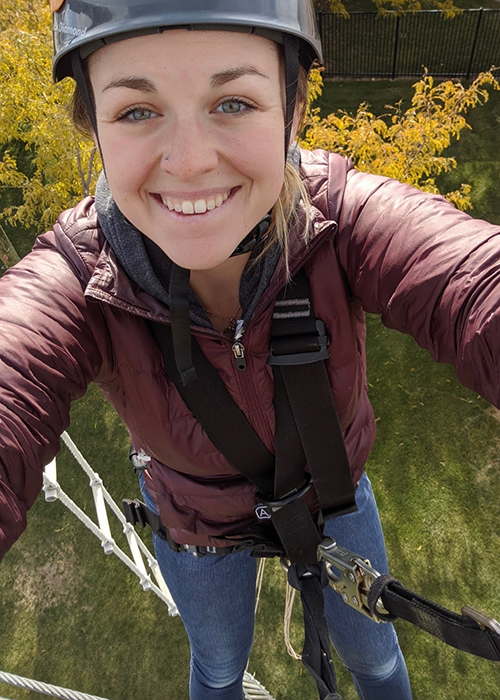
[71,60,312,273]
[259,159,311,277]
[257,64,312,276]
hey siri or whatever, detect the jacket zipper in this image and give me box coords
[231,319,247,371]
[191,219,338,372]
[231,340,247,371]
[229,322,274,448]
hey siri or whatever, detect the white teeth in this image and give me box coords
[161,189,232,215]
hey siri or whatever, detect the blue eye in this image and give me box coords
[119,107,156,122]
[216,99,254,115]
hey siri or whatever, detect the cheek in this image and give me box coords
[99,133,155,196]
[225,123,285,186]
[98,122,158,165]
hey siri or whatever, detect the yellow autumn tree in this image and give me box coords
[0,0,99,232]
[300,68,499,210]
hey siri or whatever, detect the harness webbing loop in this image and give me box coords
[169,265,197,386]
[287,562,341,700]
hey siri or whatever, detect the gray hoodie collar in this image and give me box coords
[94,172,283,329]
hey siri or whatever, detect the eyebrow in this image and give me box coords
[102,77,157,93]
[210,66,270,88]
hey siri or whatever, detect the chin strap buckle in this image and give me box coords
[318,538,391,622]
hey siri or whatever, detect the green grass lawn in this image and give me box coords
[317,0,500,10]
[2,78,500,700]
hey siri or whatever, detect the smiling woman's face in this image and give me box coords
[89,29,286,270]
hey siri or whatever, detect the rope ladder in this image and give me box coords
[1,432,275,700]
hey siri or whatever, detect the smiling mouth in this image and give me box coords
[155,187,236,215]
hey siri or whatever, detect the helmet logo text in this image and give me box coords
[53,14,88,39]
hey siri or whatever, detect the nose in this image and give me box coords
[160,114,220,181]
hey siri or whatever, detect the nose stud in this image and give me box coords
[163,153,169,161]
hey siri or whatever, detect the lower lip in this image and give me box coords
[151,187,239,219]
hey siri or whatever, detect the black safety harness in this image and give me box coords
[123,266,500,699]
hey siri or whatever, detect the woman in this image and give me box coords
[2,1,500,698]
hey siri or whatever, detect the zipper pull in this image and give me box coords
[232,340,247,371]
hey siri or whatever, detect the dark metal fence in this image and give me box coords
[318,9,500,79]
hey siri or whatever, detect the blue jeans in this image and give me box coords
[140,473,412,700]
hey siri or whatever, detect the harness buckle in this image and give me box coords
[268,319,330,366]
[318,538,390,623]
[122,498,147,528]
[255,475,313,519]
[181,544,205,558]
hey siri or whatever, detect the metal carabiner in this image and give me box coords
[317,537,390,622]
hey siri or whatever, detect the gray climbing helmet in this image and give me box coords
[52,0,323,82]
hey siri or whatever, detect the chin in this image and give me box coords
[164,237,246,271]
[167,247,233,271]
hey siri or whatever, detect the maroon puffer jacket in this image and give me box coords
[2,149,500,559]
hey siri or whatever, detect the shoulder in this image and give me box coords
[32,197,105,281]
[299,147,449,226]
[299,148,357,221]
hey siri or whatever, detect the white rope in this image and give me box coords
[284,583,302,660]
[0,670,111,700]
[242,671,276,700]
[39,431,276,700]
[254,558,266,615]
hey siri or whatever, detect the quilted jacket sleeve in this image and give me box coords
[333,155,500,408]
[0,215,105,561]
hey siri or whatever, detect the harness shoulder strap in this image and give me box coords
[148,320,276,497]
[270,268,357,519]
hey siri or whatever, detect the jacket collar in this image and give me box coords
[84,151,337,324]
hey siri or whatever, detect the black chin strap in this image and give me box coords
[71,52,99,140]
[230,214,272,257]
[284,34,300,154]
[169,214,272,386]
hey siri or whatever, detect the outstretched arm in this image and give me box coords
[335,163,500,408]
[0,221,105,560]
